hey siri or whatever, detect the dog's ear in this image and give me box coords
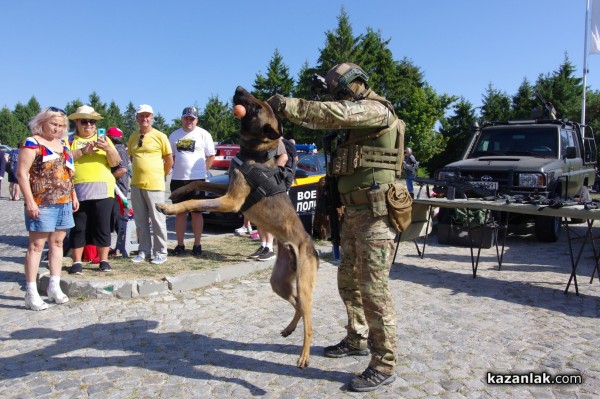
[263,121,282,140]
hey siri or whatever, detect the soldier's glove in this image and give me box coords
[267,95,286,115]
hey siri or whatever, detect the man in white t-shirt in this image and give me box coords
[168,106,216,257]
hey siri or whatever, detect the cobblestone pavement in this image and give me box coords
[0,189,599,398]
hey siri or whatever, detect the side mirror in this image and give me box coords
[565,146,577,159]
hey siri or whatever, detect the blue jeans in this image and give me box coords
[24,203,74,232]
[405,175,414,194]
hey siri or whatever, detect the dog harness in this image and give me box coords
[232,152,288,212]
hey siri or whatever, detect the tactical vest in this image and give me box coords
[328,92,405,193]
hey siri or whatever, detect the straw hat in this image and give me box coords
[68,105,103,121]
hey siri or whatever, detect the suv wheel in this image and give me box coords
[534,215,561,242]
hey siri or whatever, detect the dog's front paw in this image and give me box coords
[155,203,174,215]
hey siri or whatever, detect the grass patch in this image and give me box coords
[63,235,264,281]
[61,235,334,281]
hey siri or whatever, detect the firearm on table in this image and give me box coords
[414,176,497,200]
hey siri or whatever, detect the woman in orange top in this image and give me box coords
[18,107,79,311]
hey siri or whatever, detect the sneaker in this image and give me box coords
[248,246,265,259]
[151,254,167,265]
[249,232,260,240]
[25,293,48,311]
[349,367,396,392]
[131,252,148,263]
[69,262,83,275]
[234,226,250,235]
[257,248,275,261]
[191,244,202,257]
[171,244,186,256]
[99,261,112,272]
[108,248,117,257]
[324,340,369,358]
[47,286,69,304]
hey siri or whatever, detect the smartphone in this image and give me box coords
[97,128,106,141]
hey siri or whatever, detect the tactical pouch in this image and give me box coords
[367,186,388,217]
[386,182,413,232]
[330,145,359,176]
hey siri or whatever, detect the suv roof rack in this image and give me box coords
[482,118,578,128]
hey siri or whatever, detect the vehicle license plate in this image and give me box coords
[469,181,498,190]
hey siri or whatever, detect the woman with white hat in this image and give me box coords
[67,105,121,274]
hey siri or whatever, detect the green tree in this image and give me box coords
[391,59,455,163]
[65,99,84,132]
[511,78,536,119]
[480,84,511,121]
[122,102,138,139]
[431,98,478,174]
[0,107,25,146]
[200,95,238,143]
[252,49,305,143]
[103,101,125,133]
[13,97,40,129]
[151,113,170,134]
[316,6,361,73]
[534,55,582,120]
[253,49,295,99]
[314,11,454,161]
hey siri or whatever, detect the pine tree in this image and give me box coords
[481,84,511,122]
[511,78,536,119]
[200,96,238,143]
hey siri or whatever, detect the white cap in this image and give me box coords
[136,104,154,114]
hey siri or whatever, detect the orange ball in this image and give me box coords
[233,104,246,119]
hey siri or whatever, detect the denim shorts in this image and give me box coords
[24,203,75,232]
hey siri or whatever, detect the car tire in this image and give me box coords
[534,215,561,242]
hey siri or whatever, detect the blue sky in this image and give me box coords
[0,0,598,123]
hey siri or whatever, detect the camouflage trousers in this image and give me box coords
[338,206,398,374]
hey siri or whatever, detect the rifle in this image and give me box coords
[414,176,497,200]
[323,131,341,259]
[307,72,342,259]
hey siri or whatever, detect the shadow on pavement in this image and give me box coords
[1,320,350,396]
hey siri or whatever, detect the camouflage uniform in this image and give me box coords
[282,94,401,374]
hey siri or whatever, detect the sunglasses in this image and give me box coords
[138,135,145,147]
[48,106,66,115]
[79,119,97,126]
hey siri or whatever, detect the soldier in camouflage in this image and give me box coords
[268,62,405,392]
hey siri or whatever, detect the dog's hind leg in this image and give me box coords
[295,242,318,368]
[271,240,318,368]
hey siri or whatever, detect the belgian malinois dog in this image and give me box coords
[155,86,319,368]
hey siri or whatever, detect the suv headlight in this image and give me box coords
[518,173,545,188]
[436,170,458,180]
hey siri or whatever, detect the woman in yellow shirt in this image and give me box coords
[68,105,121,274]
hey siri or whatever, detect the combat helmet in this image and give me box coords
[325,62,369,99]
